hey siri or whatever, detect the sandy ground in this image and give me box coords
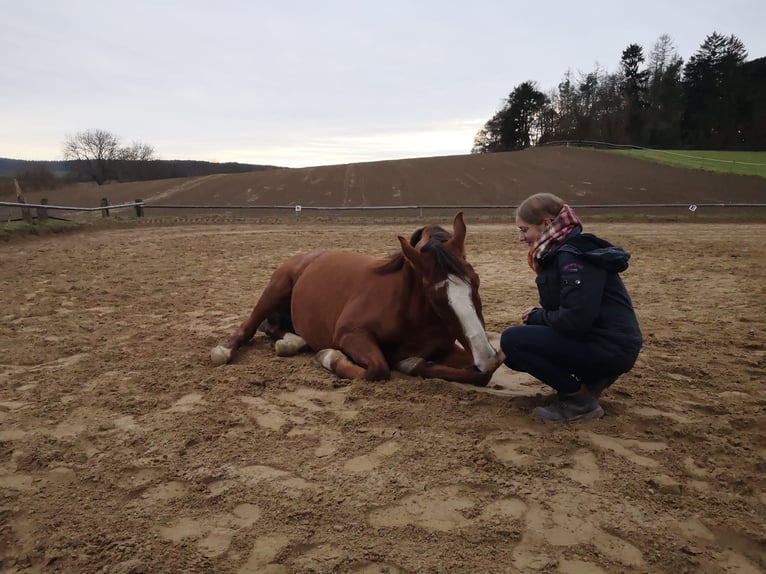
[1,219,764,573]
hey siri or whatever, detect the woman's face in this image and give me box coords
[516,216,551,247]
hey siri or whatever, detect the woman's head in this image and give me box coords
[515,193,565,246]
[516,193,565,225]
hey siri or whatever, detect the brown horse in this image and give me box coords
[210,213,503,385]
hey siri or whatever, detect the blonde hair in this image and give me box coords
[516,193,565,224]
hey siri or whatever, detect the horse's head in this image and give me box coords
[397,212,499,373]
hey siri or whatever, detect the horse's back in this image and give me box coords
[290,251,394,349]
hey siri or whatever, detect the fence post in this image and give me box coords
[134,199,144,218]
[14,179,33,224]
[101,197,110,218]
[37,198,49,222]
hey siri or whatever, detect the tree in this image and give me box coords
[645,34,684,147]
[119,142,155,161]
[471,128,494,154]
[472,81,548,153]
[507,82,549,148]
[648,33,679,74]
[535,90,559,145]
[620,44,649,143]
[682,33,748,146]
[63,129,155,184]
[739,57,766,146]
[576,71,600,140]
[593,71,627,143]
[552,71,579,140]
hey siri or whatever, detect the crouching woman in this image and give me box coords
[500,193,643,424]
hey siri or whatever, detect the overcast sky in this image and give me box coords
[2,1,764,168]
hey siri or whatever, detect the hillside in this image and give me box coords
[4,147,765,220]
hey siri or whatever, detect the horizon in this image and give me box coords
[0,149,481,171]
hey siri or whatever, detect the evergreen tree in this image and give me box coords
[739,57,766,146]
[682,32,748,146]
[620,44,649,144]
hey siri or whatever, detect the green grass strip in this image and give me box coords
[609,149,766,178]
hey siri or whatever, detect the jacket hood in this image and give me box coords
[549,229,631,273]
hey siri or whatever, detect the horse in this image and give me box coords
[210,212,503,385]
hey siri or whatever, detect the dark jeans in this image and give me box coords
[500,325,641,394]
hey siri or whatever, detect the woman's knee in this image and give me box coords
[500,326,539,370]
[499,326,527,355]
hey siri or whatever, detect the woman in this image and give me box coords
[500,193,642,424]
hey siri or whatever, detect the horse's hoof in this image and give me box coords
[275,333,307,357]
[210,345,231,365]
[315,349,343,369]
[395,357,424,374]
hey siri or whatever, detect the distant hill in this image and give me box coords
[0,158,70,175]
[0,157,280,178]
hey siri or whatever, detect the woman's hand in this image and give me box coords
[521,306,536,324]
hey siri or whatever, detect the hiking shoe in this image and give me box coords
[534,387,604,424]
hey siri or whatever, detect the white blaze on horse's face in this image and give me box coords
[439,274,498,372]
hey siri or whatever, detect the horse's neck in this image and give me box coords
[396,268,440,321]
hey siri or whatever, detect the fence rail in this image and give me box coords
[3,200,766,224]
[0,200,145,211]
[141,203,766,210]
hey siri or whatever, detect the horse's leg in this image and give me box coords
[396,359,493,386]
[258,312,293,341]
[439,343,476,369]
[315,349,367,380]
[210,272,294,365]
[315,332,390,381]
[396,345,504,386]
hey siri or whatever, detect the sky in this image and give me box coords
[2,1,765,168]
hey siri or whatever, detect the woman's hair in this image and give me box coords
[516,193,565,224]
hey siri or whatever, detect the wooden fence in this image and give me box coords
[2,199,766,224]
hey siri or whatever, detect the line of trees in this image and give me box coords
[472,32,766,153]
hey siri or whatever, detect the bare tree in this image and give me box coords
[648,33,681,75]
[63,129,119,184]
[63,129,156,184]
[646,34,684,146]
[119,141,155,161]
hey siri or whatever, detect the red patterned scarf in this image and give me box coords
[527,204,582,273]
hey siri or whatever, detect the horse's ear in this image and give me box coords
[449,212,466,257]
[398,235,427,275]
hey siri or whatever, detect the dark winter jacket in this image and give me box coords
[526,228,643,351]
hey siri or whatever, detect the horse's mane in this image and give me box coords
[375,225,469,280]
